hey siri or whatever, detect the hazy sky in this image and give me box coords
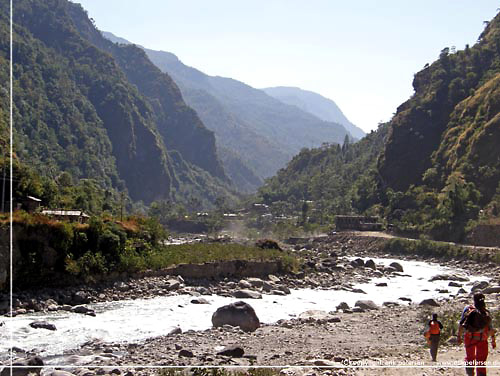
[75,0,498,132]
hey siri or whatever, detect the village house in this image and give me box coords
[41,209,90,224]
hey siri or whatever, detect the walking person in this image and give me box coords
[426,313,443,361]
[457,293,496,376]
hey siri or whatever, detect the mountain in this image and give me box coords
[3,0,234,207]
[257,13,500,244]
[103,32,351,191]
[262,86,365,140]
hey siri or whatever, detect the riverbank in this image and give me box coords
[2,233,500,375]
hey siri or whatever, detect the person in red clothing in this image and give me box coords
[426,313,443,361]
[457,293,496,376]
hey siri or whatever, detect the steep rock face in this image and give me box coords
[263,86,365,140]
[378,14,500,196]
[9,0,173,203]
[5,0,232,205]
[433,73,500,203]
[70,18,227,182]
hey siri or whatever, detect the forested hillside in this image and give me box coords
[257,14,500,244]
[1,0,235,209]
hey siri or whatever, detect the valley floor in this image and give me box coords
[2,233,499,376]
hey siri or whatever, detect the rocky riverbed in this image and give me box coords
[2,234,500,376]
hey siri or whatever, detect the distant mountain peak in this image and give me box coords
[263,86,365,140]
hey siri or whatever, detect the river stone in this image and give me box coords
[336,302,350,310]
[364,259,376,270]
[482,286,500,294]
[247,278,264,288]
[216,345,245,358]
[420,298,440,307]
[472,281,490,291]
[262,281,274,292]
[429,274,469,282]
[238,280,252,289]
[354,300,379,310]
[166,279,181,290]
[195,287,211,295]
[168,327,182,336]
[352,288,366,294]
[268,274,280,283]
[384,266,398,274]
[350,258,364,268]
[376,282,388,287]
[278,286,291,294]
[72,305,96,316]
[449,282,462,287]
[72,291,90,304]
[29,320,57,331]
[212,301,260,332]
[47,304,59,312]
[191,297,209,304]
[232,289,262,299]
[389,262,404,272]
[0,356,44,376]
[179,349,194,357]
[271,289,287,296]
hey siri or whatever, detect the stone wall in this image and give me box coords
[135,260,284,280]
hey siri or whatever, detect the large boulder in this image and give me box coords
[212,301,260,332]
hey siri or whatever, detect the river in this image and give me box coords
[0,257,487,362]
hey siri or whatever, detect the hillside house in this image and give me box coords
[41,209,90,224]
[335,215,383,231]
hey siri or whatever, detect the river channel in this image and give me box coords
[0,257,487,361]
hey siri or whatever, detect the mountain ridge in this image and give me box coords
[262,86,365,140]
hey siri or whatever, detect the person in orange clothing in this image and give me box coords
[426,313,443,361]
[457,293,496,376]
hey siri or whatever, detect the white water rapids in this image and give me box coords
[0,257,487,360]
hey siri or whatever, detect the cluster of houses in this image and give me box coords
[11,195,90,224]
[213,202,384,231]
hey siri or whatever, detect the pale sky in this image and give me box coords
[75,0,499,132]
